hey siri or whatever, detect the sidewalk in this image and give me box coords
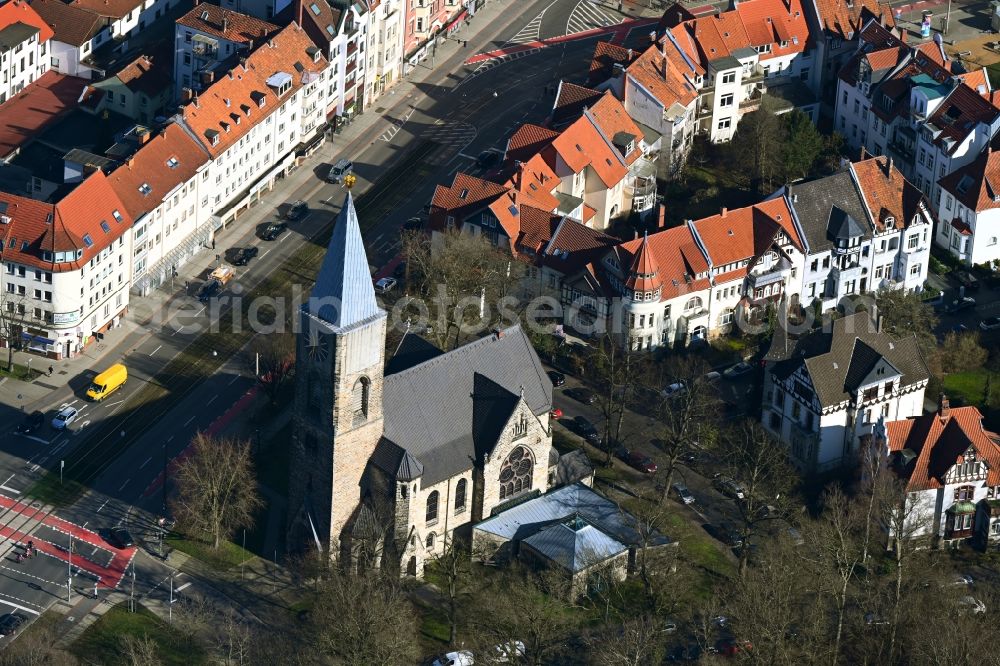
[0,0,536,420]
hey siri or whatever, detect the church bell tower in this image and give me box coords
[287,192,387,559]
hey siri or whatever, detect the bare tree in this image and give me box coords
[116,634,162,666]
[0,618,78,666]
[216,609,254,666]
[431,534,479,646]
[588,616,665,666]
[244,331,295,404]
[591,334,641,466]
[311,570,419,666]
[169,433,264,549]
[0,291,28,373]
[720,421,797,576]
[620,496,683,614]
[400,229,521,349]
[649,355,720,503]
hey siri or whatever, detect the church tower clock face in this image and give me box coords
[306,330,329,364]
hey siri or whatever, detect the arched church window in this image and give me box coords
[426,491,439,525]
[498,446,533,501]
[352,376,370,417]
[455,479,467,512]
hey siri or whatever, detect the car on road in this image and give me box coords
[477,150,502,169]
[661,381,687,398]
[16,411,44,434]
[672,483,695,504]
[402,217,423,232]
[946,296,976,313]
[197,279,221,302]
[705,523,744,548]
[571,416,601,445]
[373,277,397,294]
[108,527,135,549]
[431,650,474,666]
[549,407,563,420]
[285,200,308,221]
[958,596,986,614]
[566,387,596,405]
[954,270,980,291]
[51,406,78,430]
[980,317,1000,332]
[327,159,353,184]
[233,246,259,266]
[723,361,754,379]
[624,450,658,474]
[713,476,746,500]
[0,613,26,637]
[262,222,288,241]
[547,370,565,387]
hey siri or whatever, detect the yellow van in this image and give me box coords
[86,363,127,401]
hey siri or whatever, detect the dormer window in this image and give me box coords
[166,157,179,169]
[221,122,231,133]
[138,183,151,196]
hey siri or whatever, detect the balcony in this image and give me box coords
[746,256,791,290]
[191,35,219,58]
[830,261,865,284]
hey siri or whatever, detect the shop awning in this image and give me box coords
[21,333,54,345]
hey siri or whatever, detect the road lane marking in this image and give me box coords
[150,345,162,356]
[20,435,49,445]
[166,435,174,442]
[228,375,240,385]
[0,475,21,495]
[118,480,130,492]
[0,597,42,616]
[96,499,109,513]
[175,582,192,592]
[140,457,151,469]
[206,395,217,405]
[183,416,195,426]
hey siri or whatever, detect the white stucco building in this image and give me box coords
[0,1,52,104]
[936,148,1000,267]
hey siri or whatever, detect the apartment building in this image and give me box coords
[296,0,370,119]
[0,171,133,359]
[835,21,1000,208]
[936,149,1000,267]
[403,0,466,64]
[90,55,172,124]
[0,1,51,103]
[365,0,403,102]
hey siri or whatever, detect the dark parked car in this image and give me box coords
[107,527,135,549]
[624,450,658,474]
[197,279,221,302]
[402,217,423,232]
[723,361,754,379]
[566,387,596,405]
[705,523,744,548]
[672,483,695,504]
[233,246,259,266]
[0,613,26,637]
[572,416,601,444]
[285,200,308,220]
[477,150,502,169]
[954,270,980,291]
[947,296,976,313]
[262,222,288,241]
[16,411,44,434]
[980,316,1000,332]
[546,370,565,387]
[713,476,746,499]
[393,261,408,280]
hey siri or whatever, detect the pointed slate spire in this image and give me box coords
[625,232,662,293]
[309,192,380,330]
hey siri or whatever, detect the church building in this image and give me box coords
[287,193,555,576]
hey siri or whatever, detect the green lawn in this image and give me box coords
[166,533,255,572]
[661,512,736,592]
[0,361,42,381]
[942,370,997,408]
[70,603,207,666]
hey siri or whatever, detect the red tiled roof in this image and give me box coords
[0,1,52,43]
[504,154,560,212]
[0,171,132,272]
[69,0,145,20]
[691,198,802,268]
[939,149,1000,213]
[30,0,103,46]
[957,68,991,97]
[551,82,604,127]
[624,33,700,113]
[505,124,559,164]
[516,206,560,254]
[886,404,1000,492]
[616,225,710,301]
[926,83,1000,155]
[588,41,637,85]
[176,4,280,44]
[864,46,904,72]
[587,91,644,165]
[550,112,627,189]
[0,71,85,159]
[107,124,209,220]
[851,156,926,232]
[950,218,973,235]
[814,0,894,41]
[543,218,616,273]
[623,233,662,292]
[115,55,171,98]
[179,23,326,157]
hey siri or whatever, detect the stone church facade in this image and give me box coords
[287,193,555,576]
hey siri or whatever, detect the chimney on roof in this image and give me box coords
[298,0,304,29]
[181,87,193,103]
[661,38,669,78]
[192,92,199,108]
[885,156,893,177]
[627,48,633,61]
[860,145,868,159]
[938,393,951,420]
[222,16,229,33]
[721,207,728,217]
[649,30,657,44]
[658,204,667,229]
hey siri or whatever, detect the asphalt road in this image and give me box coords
[0,0,638,634]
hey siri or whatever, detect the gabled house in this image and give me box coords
[875,396,1000,547]
[936,148,1000,267]
[781,154,933,310]
[0,0,52,103]
[90,55,171,124]
[836,20,1000,207]
[762,311,929,472]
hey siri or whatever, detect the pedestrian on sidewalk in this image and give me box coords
[47,366,53,376]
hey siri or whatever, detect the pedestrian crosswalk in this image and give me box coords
[566,0,622,35]
[503,11,543,46]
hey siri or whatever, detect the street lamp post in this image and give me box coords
[67,533,72,603]
[168,574,174,623]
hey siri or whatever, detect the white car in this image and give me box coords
[432,651,474,666]
[958,596,986,614]
[980,317,1000,332]
[373,277,397,294]
[661,381,687,398]
[52,406,78,430]
[951,573,974,586]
